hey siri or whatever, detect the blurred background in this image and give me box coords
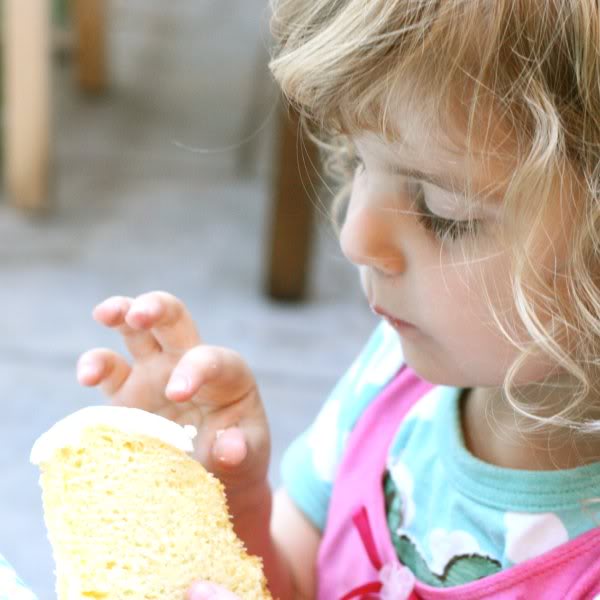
[0,0,376,596]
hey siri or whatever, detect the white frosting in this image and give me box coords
[30,405,197,465]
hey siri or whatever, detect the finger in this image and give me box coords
[77,349,132,396]
[212,427,248,467]
[165,346,254,405]
[92,296,132,327]
[125,291,201,354]
[93,296,161,359]
[188,581,242,600]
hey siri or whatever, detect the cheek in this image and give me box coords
[439,252,550,357]
[423,250,517,342]
[417,245,567,385]
[428,248,501,309]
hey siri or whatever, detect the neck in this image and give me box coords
[461,385,600,471]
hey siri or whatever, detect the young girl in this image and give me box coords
[78,1,600,598]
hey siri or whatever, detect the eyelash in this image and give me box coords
[351,157,479,242]
[412,184,479,241]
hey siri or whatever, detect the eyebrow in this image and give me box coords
[385,163,506,206]
[383,164,465,195]
[355,138,496,200]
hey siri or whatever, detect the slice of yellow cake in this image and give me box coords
[30,406,272,600]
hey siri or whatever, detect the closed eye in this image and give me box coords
[412,183,480,241]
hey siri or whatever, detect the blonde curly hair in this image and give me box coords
[268,0,600,434]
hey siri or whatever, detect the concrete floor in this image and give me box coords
[0,1,376,596]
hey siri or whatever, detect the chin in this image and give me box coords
[401,345,470,387]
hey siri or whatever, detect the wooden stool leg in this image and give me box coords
[266,102,319,301]
[73,0,107,93]
[3,0,51,211]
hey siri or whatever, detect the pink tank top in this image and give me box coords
[317,366,600,599]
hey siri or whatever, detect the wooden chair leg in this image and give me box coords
[265,101,319,301]
[3,0,51,211]
[72,0,107,93]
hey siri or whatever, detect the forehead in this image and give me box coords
[355,101,517,202]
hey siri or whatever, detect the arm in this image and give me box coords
[270,488,321,599]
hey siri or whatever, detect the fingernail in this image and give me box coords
[78,363,100,381]
[167,375,189,396]
[213,429,247,465]
[133,299,161,317]
[101,298,123,313]
[92,299,121,319]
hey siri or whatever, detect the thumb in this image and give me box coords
[188,581,242,600]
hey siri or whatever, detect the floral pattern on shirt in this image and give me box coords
[384,471,502,586]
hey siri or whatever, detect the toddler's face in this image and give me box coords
[339,111,570,389]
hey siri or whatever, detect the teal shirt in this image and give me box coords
[282,322,600,586]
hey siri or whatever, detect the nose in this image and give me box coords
[339,192,407,277]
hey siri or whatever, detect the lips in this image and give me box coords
[371,305,416,331]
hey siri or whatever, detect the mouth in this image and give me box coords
[371,305,416,332]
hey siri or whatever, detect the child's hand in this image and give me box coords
[77,292,270,502]
[187,581,242,600]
